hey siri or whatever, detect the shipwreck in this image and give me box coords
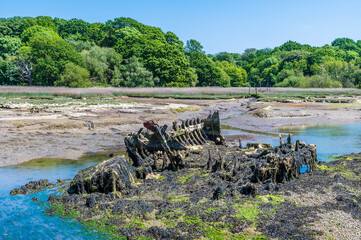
[65,111,317,197]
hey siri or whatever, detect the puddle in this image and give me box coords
[221,110,244,120]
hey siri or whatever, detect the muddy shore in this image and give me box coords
[0,94,361,166]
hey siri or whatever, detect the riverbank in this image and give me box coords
[0,90,361,166]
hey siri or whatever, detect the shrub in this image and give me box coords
[55,62,92,88]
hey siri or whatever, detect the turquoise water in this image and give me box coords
[0,123,360,239]
[0,161,109,240]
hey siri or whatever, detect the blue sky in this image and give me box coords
[1,0,361,54]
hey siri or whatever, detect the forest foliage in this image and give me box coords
[1,16,361,88]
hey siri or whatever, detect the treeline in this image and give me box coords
[211,39,361,89]
[0,16,361,88]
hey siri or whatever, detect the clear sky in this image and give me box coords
[1,0,361,54]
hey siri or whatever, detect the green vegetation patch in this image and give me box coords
[16,151,126,169]
[233,202,260,222]
[256,194,286,205]
[315,164,345,171]
[82,218,126,240]
[171,105,200,114]
[167,195,190,203]
[177,169,208,184]
[341,170,360,180]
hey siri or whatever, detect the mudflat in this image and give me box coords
[0,89,360,166]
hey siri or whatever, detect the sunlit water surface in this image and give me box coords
[0,157,114,239]
[222,122,361,162]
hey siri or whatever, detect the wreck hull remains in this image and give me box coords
[124,111,225,176]
[67,112,317,196]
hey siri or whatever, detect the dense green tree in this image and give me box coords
[0,57,16,85]
[214,52,236,65]
[81,46,122,85]
[108,17,166,43]
[20,27,84,85]
[353,69,361,87]
[165,31,183,49]
[276,75,342,88]
[282,50,310,63]
[320,60,358,87]
[0,17,27,37]
[184,39,205,54]
[58,18,91,39]
[0,36,21,58]
[248,67,261,87]
[55,62,91,88]
[111,56,158,87]
[114,31,195,86]
[346,50,359,62]
[21,25,59,42]
[188,52,225,86]
[217,61,247,87]
[2,15,361,89]
[66,35,96,52]
[277,69,297,83]
[88,22,108,42]
[332,38,360,53]
[32,16,58,30]
[274,41,312,52]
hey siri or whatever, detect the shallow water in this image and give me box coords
[221,122,361,162]
[276,123,361,162]
[0,123,360,239]
[0,152,125,240]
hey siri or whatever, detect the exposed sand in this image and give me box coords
[0,94,360,167]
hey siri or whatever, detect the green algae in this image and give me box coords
[182,216,267,240]
[49,203,125,239]
[177,169,208,184]
[82,219,126,240]
[256,194,286,205]
[341,170,360,180]
[167,195,189,203]
[16,151,127,169]
[315,164,344,171]
[170,105,200,114]
[234,203,260,222]
[221,124,280,137]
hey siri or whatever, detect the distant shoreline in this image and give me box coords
[0,86,360,99]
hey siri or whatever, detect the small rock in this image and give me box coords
[86,195,96,208]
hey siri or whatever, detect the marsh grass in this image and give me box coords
[0,86,360,100]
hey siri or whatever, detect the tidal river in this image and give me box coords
[0,157,112,239]
[0,123,360,239]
